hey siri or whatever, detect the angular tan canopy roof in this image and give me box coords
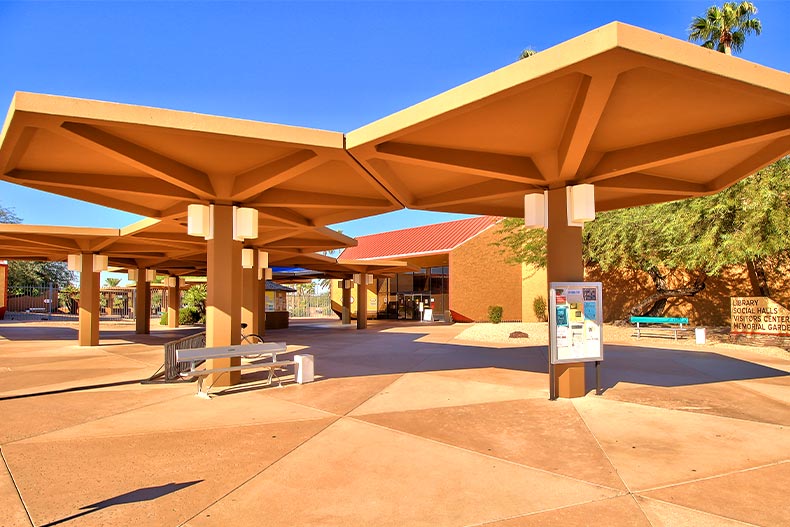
[0,218,357,277]
[347,22,790,217]
[0,92,401,226]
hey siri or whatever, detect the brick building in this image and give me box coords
[332,216,528,322]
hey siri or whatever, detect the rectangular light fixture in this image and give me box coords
[567,184,596,227]
[233,206,259,241]
[524,191,548,229]
[344,279,352,289]
[258,250,268,269]
[145,269,157,283]
[187,203,213,239]
[241,248,254,269]
[264,268,273,280]
[167,276,178,288]
[92,254,108,272]
[128,269,138,281]
[354,273,373,285]
[67,254,81,272]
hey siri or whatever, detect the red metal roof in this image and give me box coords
[339,216,500,261]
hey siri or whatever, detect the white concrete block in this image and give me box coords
[295,354,314,384]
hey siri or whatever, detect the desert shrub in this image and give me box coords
[532,295,547,322]
[487,305,503,324]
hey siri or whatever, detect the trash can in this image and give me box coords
[695,327,706,345]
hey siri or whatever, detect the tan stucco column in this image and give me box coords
[241,250,265,336]
[206,204,242,386]
[356,278,368,330]
[78,254,100,346]
[547,187,586,398]
[342,278,351,325]
[135,270,151,335]
[167,278,180,328]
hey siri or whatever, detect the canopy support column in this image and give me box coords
[135,270,151,335]
[242,250,265,336]
[167,278,180,328]
[547,187,587,398]
[206,204,242,386]
[78,253,100,346]
[356,279,368,329]
[342,278,351,325]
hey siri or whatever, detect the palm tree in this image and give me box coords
[688,1,761,56]
[103,277,121,287]
[519,48,537,60]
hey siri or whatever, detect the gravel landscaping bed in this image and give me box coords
[453,321,790,360]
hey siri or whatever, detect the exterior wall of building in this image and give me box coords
[329,281,377,319]
[449,226,522,322]
[521,264,548,322]
[587,264,790,326]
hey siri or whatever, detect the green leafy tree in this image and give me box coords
[688,1,761,55]
[519,48,538,60]
[0,202,21,223]
[494,158,790,317]
[103,277,121,287]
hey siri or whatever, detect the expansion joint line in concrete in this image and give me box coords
[179,372,410,525]
[178,416,341,527]
[0,446,35,527]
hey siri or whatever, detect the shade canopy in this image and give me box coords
[347,22,790,217]
[0,92,401,227]
[0,218,357,277]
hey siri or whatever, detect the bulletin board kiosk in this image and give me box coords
[549,282,603,399]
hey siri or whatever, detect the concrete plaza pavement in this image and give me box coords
[0,319,788,526]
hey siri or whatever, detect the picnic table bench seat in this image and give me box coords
[630,316,689,340]
[176,342,312,398]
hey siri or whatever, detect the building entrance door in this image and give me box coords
[397,293,431,321]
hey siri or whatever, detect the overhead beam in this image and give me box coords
[16,180,162,218]
[585,115,790,182]
[231,149,321,202]
[557,74,618,179]
[257,188,392,209]
[256,207,314,228]
[6,170,198,199]
[0,233,81,251]
[58,122,215,197]
[594,174,707,195]
[375,142,545,184]
[415,180,535,209]
[708,136,790,191]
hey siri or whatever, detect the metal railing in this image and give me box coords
[286,293,332,318]
[3,285,168,321]
[161,331,207,381]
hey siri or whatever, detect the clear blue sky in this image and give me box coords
[1,0,787,238]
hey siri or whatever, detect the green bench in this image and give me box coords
[630,316,689,340]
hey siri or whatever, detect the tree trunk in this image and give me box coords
[745,258,770,297]
[628,267,707,317]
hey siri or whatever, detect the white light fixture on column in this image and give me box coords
[241,248,254,269]
[187,203,213,240]
[233,206,259,241]
[92,254,108,272]
[344,279,352,289]
[128,269,138,281]
[145,269,157,282]
[67,254,82,271]
[264,268,273,280]
[167,276,178,288]
[257,250,269,280]
[354,273,373,285]
[524,191,548,230]
[567,184,596,227]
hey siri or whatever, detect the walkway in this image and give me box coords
[0,319,788,526]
